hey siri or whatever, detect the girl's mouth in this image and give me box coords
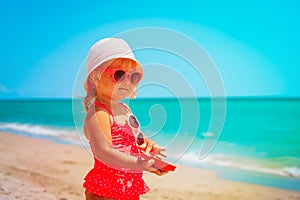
[119,88,129,91]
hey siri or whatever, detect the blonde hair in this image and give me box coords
[84,58,141,111]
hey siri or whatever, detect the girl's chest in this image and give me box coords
[111,123,136,145]
[111,123,139,154]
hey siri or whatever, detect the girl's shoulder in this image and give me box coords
[85,105,114,127]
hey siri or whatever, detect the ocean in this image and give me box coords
[0,98,299,191]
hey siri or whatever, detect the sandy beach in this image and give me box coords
[1,132,300,200]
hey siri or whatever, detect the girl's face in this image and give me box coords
[95,58,143,101]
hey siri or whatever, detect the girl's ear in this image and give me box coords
[130,86,138,99]
[91,71,100,86]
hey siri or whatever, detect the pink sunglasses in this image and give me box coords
[104,68,142,84]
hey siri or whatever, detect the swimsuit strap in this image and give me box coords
[94,101,132,117]
[94,101,114,116]
[119,102,131,113]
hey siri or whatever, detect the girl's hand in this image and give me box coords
[139,139,167,157]
[137,159,169,176]
[137,159,156,171]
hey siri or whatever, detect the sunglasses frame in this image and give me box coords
[104,68,143,84]
[127,114,145,145]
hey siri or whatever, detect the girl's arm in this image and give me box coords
[85,106,156,171]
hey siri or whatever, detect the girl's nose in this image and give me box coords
[122,74,131,84]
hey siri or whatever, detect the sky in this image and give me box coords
[0,0,299,99]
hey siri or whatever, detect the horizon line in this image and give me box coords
[1,95,300,101]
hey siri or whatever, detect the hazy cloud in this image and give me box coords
[0,84,9,93]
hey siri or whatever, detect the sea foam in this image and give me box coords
[176,151,300,178]
[0,122,87,146]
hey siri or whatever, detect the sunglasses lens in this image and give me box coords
[137,132,144,145]
[130,72,141,84]
[114,70,126,82]
[129,115,139,128]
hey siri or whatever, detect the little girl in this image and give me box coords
[82,38,167,200]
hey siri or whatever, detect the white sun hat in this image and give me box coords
[84,38,140,90]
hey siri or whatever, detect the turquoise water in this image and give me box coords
[0,98,300,191]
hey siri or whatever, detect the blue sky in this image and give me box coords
[0,0,299,99]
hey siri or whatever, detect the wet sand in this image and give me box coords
[1,132,300,200]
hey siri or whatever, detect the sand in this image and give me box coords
[1,131,300,200]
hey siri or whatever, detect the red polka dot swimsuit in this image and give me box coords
[83,102,149,200]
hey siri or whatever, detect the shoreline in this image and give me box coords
[1,131,300,200]
[3,128,300,191]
